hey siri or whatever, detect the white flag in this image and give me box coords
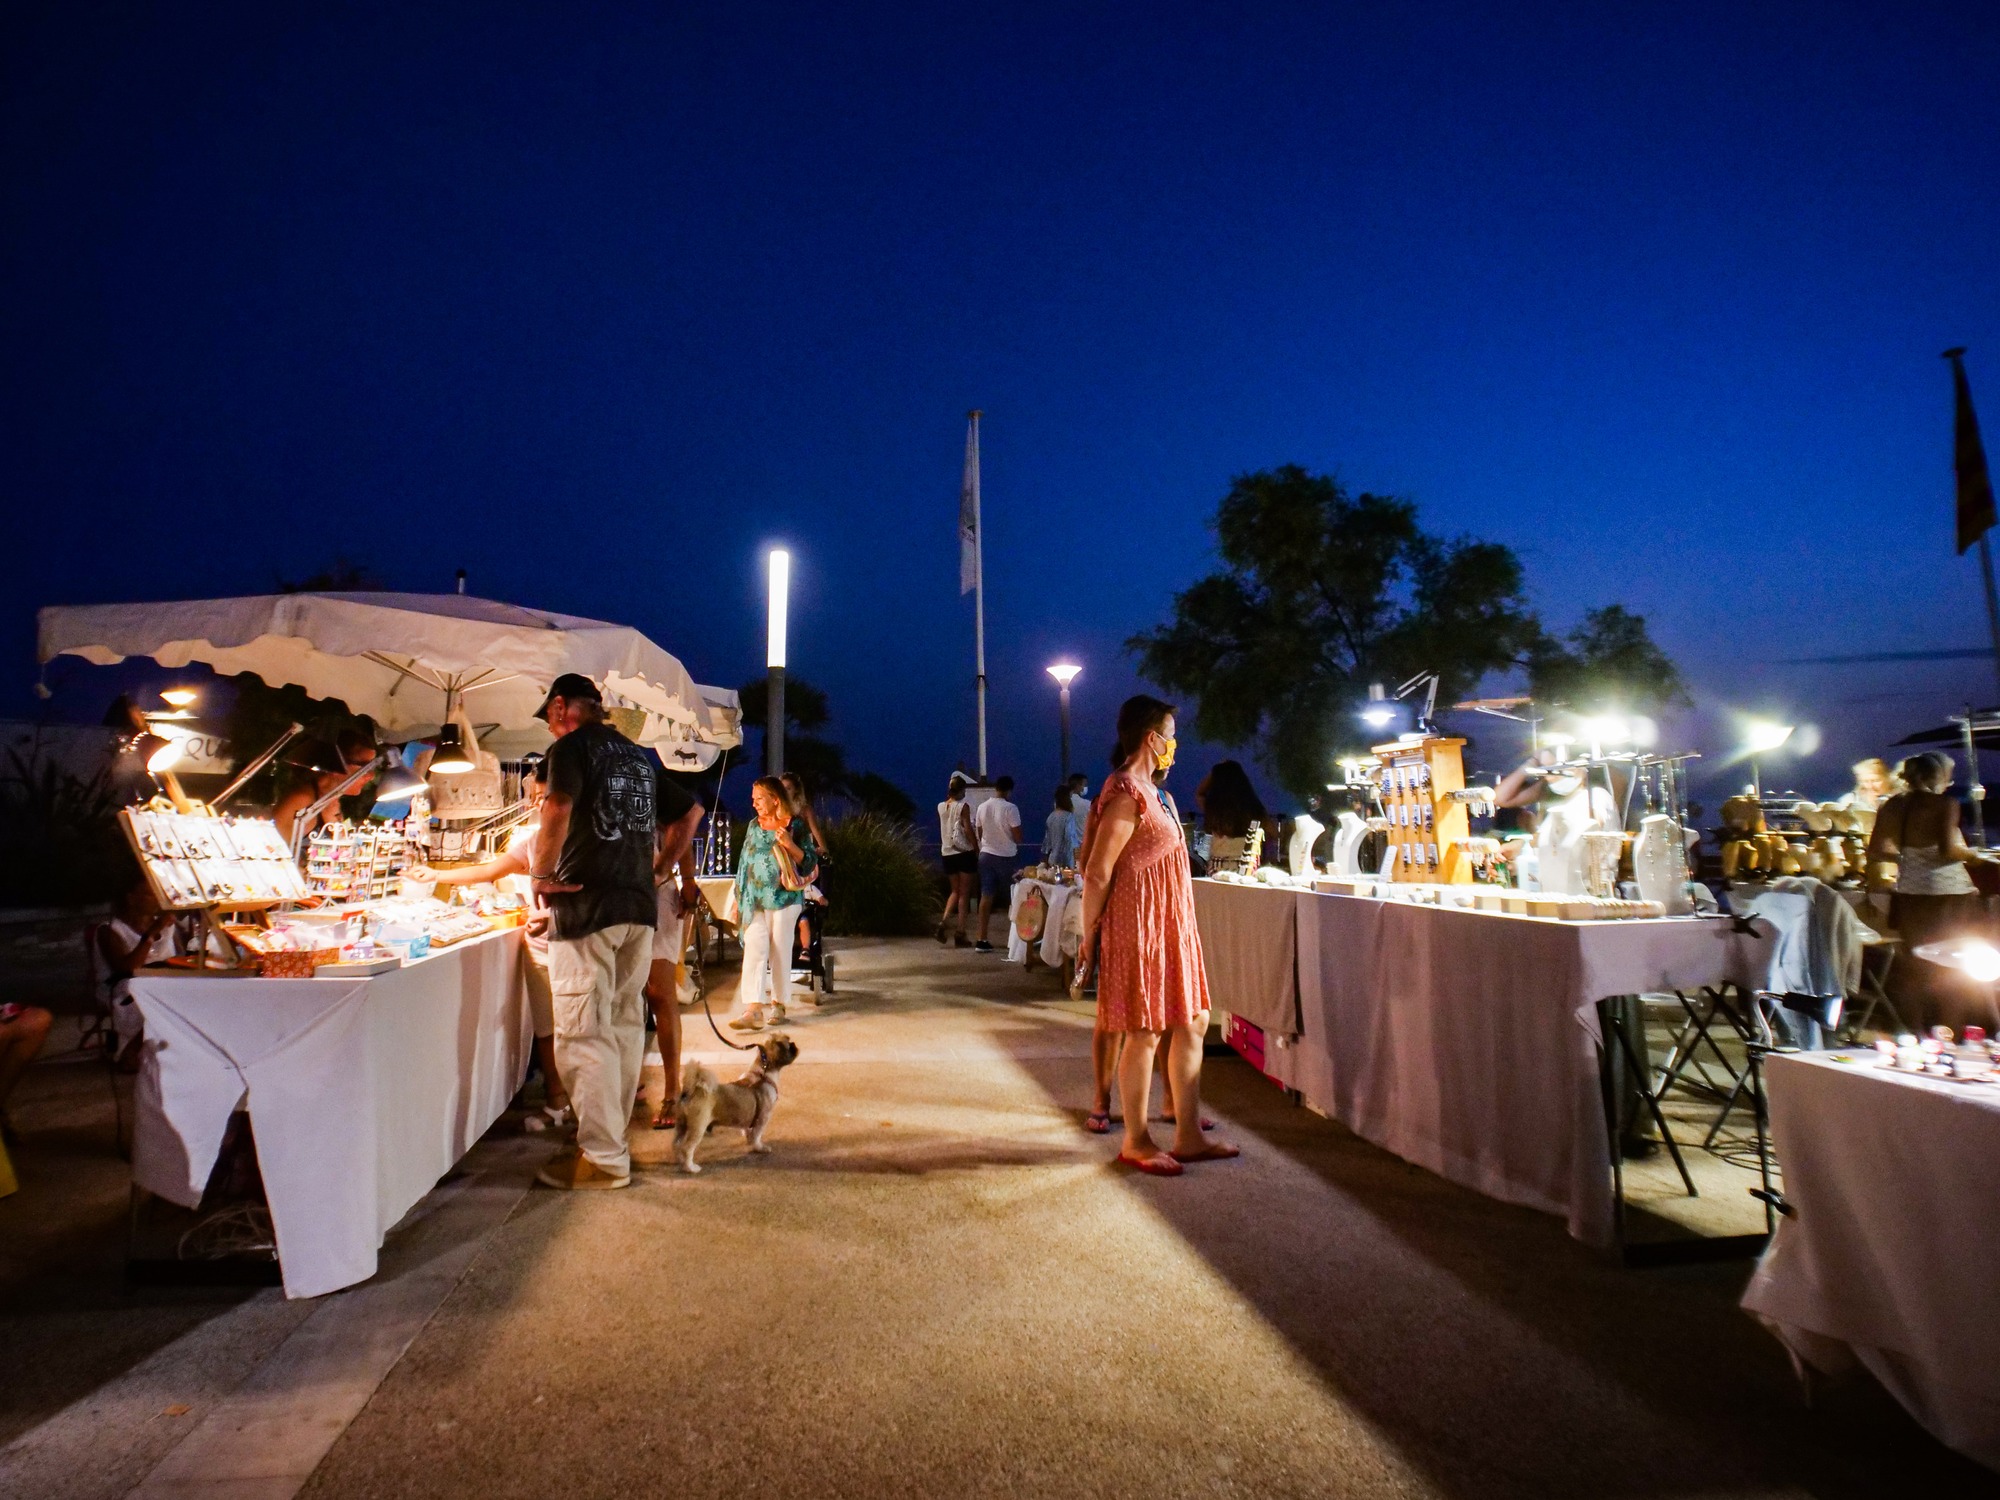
[959,412,980,595]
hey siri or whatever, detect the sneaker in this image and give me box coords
[973,940,994,953]
[727,1008,766,1032]
[536,1150,631,1190]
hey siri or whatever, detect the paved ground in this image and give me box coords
[2,936,1993,1498]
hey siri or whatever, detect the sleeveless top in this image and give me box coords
[938,798,974,856]
[1895,845,1977,896]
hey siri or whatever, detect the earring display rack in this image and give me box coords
[1372,736,1471,883]
[304,824,410,903]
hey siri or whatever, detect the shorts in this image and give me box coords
[942,850,979,878]
[652,882,683,961]
[523,952,555,1039]
[978,852,1017,901]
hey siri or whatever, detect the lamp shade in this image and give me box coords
[429,723,475,774]
[375,762,428,801]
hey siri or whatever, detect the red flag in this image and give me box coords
[1947,348,1997,555]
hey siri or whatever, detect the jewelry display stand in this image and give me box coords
[1371,736,1471,883]
[1332,811,1368,876]
[1633,813,1694,915]
[1287,813,1324,877]
[119,804,306,972]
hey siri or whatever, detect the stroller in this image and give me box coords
[790,881,836,996]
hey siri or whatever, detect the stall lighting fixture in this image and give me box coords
[1359,681,1395,729]
[1742,721,1795,755]
[374,762,429,803]
[429,722,475,775]
[1579,714,1632,748]
[1741,720,1795,801]
[144,735,185,774]
[160,687,199,708]
[1360,671,1440,734]
[1962,943,2000,984]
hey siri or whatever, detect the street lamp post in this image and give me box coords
[1046,663,1081,780]
[767,549,790,776]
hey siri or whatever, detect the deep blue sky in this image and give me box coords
[6,2,1999,811]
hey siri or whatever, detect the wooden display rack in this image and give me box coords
[1371,736,1472,883]
[117,804,296,972]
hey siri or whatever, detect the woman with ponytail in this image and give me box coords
[1078,695,1236,1174]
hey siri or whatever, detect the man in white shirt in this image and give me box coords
[973,775,1022,953]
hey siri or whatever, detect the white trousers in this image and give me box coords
[548,922,653,1177]
[738,905,801,1014]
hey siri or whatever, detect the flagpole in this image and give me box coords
[971,409,988,778]
[1976,536,1992,708]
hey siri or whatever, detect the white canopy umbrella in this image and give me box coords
[483,682,744,770]
[38,592,712,747]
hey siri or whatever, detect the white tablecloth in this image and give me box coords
[1190,879,1301,1038]
[1233,893,1763,1246]
[131,928,531,1298]
[697,876,739,926]
[1742,1054,2000,1470]
[1006,878,1078,967]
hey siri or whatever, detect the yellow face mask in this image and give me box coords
[1153,734,1177,773]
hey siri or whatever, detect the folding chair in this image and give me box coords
[1840,935,1906,1041]
[1657,983,1755,1105]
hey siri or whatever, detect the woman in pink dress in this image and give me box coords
[1080,696,1237,1175]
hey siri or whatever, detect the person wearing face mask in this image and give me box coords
[1065,772,1092,847]
[1078,696,1236,1175]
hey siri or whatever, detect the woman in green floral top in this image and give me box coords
[730,776,816,1031]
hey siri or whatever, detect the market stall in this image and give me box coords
[1196,876,1768,1247]
[1005,869,1080,972]
[41,592,738,1293]
[132,924,528,1298]
[1741,1051,2000,1471]
[1188,878,1300,1041]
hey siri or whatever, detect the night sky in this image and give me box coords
[7,3,1999,812]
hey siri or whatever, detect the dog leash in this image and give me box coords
[690,890,759,1051]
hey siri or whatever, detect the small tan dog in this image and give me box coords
[674,1033,799,1174]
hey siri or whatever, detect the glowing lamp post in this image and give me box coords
[1046,663,1081,779]
[766,548,790,776]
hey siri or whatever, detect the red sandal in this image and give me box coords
[1115,1149,1184,1177]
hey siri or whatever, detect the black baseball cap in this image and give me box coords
[532,672,603,722]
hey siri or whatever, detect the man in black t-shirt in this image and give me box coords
[528,673,659,1190]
